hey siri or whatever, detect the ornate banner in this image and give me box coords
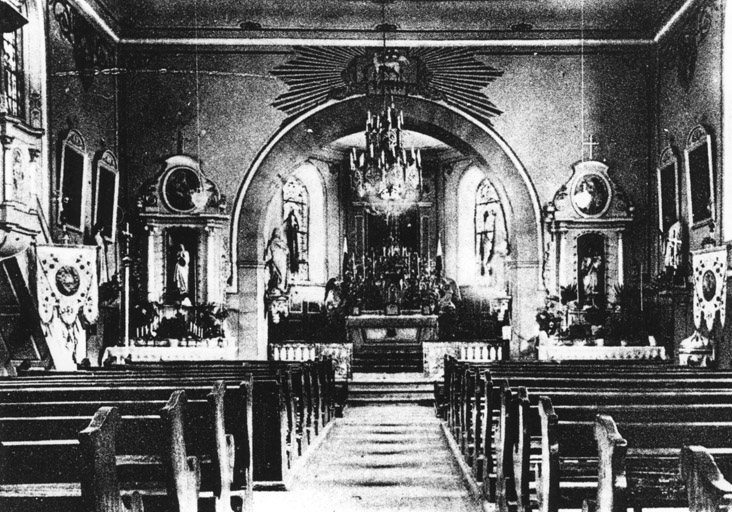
[692,246,727,331]
[36,245,98,361]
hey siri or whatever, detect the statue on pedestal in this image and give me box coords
[264,227,290,323]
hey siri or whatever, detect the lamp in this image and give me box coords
[350,102,422,217]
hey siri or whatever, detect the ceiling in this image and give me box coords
[95,0,689,43]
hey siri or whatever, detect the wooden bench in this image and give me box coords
[440,358,732,512]
[0,386,232,512]
[530,395,732,512]
[680,445,732,512]
[3,358,335,487]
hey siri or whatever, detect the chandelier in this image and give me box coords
[349,101,422,217]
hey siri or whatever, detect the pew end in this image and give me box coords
[681,445,732,512]
[594,414,628,512]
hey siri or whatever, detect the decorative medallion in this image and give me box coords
[55,265,81,296]
[570,171,611,218]
[272,47,503,123]
[162,167,201,213]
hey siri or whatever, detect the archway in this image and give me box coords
[230,95,543,359]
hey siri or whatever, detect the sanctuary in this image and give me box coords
[0,0,728,374]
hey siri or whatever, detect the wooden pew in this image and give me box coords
[3,358,332,487]
[680,445,732,512]
[0,389,203,512]
[0,380,253,512]
[533,397,732,512]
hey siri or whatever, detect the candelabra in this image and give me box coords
[350,101,422,218]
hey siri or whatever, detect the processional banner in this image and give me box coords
[36,245,98,361]
[691,246,727,331]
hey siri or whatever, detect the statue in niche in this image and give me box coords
[264,227,289,295]
[174,244,190,303]
[285,209,300,274]
[580,248,603,308]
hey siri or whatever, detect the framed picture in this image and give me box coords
[57,129,87,231]
[92,150,119,242]
[657,146,680,234]
[570,170,611,218]
[684,125,715,227]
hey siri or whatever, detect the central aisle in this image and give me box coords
[254,404,483,511]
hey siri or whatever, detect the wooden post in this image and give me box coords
[78,406,144,512]
[207,380,235,512]
[537,396,560,512]
[594,414,628,512]
[472,371,484,481]
[160,390,201,512]
[496,383,516,512]
[513,387,531,512]
[680,445,732,512]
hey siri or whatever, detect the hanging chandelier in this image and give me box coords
[349,101,422,218]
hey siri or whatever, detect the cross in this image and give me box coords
[583,134,600,161]
[120,222,133,260]
[173,128,191,154]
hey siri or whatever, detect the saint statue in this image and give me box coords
[581,251,603,307]
[174,244,190,296]
[264,227,289,295]
[93,223,109,284]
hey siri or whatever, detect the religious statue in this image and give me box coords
[581,251,603,307]
[174,244,190,296]
[663,220,683,280]
[93,223,109,284]
[264,227,289,296]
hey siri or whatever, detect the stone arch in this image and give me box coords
[230,95,543,358]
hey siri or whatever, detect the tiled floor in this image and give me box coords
[254,404,483,512]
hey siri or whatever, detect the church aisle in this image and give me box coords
[254,404,483,512]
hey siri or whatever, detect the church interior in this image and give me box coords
[1,0,732,510]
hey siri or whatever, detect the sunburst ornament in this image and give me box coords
[271,47,504,123]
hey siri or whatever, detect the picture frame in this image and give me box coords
[684,125,715,227]
[57,129,87,232]
[657,145,680,234]
[92,149,119,242]
[570,169,612,218]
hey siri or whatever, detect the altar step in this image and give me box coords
[352,340,423,373]
[348,373,434,405]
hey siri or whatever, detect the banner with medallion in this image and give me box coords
[36,245,98,362]
[691,246,728,331]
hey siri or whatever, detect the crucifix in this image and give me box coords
[583,134,600,161]
[120,222,133,353]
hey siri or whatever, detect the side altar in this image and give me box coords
[105,154,235,363]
